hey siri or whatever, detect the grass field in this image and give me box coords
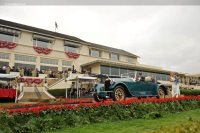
[44,109,200,133]
[0,102,21,106]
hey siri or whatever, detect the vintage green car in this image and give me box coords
[92,77,168,102]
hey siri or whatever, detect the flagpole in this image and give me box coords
[55,21,58,32]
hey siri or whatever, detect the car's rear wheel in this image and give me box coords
[157,87,165,99]
[112,86,126,101]
[93,93,104,102]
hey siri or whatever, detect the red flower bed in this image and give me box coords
[28,97,94,103]
[1,96,200,133]
[1,96,200,115]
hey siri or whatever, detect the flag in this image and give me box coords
[55,21,58,29]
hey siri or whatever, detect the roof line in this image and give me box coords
[0,19,86,44]
[81,60,171,74]
[0,19,139,57]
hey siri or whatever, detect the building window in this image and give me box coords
[15,63,35,70]
[0,61,9,67]
[62,61,72,71]
[111,67,119,76]
[15,55,36,62]
[0,53,9,59]
[110,53,119,60]
[33,39,52,48]
[127,57,133,63]
[0,33,18,43]
[90,49,101,57]
[62,61,72,66]
[101,65,110,75]
[40,66,58,71]
[41,58,58,65]
[64,45,79,53]
[33,34,54,49]
[120,68,127,75]
[64,41,81,53]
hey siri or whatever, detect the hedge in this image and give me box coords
[48,89,67,98]
[0,96,200,133]
[180,89,200,96]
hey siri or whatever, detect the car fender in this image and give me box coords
[156,84,168,95]
[92,83,107,99]
[110,82,132,96]
[92,83,104,92]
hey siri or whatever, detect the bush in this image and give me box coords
[180,90,200,96]
[1,96,200,133]
[48,89,67,98]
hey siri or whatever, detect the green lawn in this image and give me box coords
[0,102,20,106]
[44,109,200,133]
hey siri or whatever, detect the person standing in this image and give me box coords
[137,73,145,81]
[170,73,180,98]
[6,66,11,74]
[136,73,142,81]
[150,75,155,83]
[20,67,24,77]
[24,67,27,76]
[88,81,93,94]
[32,69,36,77]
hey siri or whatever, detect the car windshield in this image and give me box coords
[120,72,136,78]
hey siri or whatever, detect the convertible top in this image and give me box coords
[66,76,96,81]
[92,74,121,78]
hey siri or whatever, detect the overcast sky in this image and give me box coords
[1,6,200,74]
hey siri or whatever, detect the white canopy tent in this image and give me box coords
[0,74,18,80]
[66,76,97,98]
[0,74,18,103]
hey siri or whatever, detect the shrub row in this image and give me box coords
[0,97,200,133]
[48,89,67,98]
[180,89,200,96]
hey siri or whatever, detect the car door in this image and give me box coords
[124,79,157,97]
[128,81,142,96]
[138,81,155,96]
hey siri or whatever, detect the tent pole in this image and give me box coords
[66,87,68,99]
[77,79,79,99]
[15,87,17,103]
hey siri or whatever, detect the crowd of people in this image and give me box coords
[0,65,69,79]
[130,73,156,83]
[0,82,13,89]
[189,79,200,85]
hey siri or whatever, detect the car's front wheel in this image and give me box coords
[112,86,126,101]
[156,87,165,99]
[93,93,104,102]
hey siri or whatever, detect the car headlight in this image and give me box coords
[110,79,114,85]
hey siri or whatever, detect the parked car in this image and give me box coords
[92,77,168,102]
